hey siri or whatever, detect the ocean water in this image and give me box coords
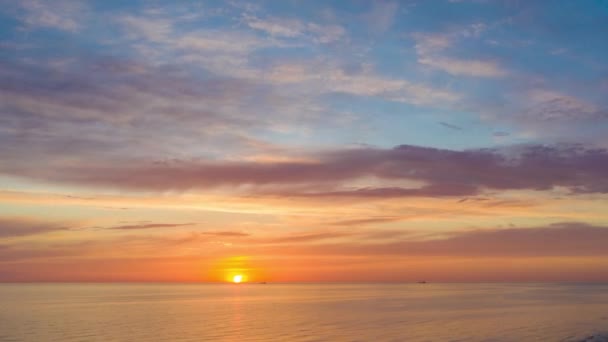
[1,283,607,341]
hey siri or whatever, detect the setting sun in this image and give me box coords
[232,275,243,283]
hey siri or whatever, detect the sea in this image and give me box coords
[1,283,607,341]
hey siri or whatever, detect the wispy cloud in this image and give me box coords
[523,89,605,122]
[413,32,507,78]
[244,16,304,37]
[265,61,460,105]
[268,231,354,243]
[439,122,463,131]
[249,222,608,258]
[363,1,399,33]
[418,56,507,78]
[12,0,86,32]
[120,15,173,41]
[113,9,455,107]
[107,223,195,230]
[201,231,250,237]
[0,217,67,237]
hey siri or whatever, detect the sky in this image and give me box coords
[1,0,608,283]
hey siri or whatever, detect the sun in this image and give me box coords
[232,274,243,283]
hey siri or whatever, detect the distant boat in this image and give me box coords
[259,282,267,284]
[417,281,427,284]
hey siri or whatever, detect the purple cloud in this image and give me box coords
[1,143,607,197]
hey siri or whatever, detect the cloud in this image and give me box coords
[269,231,354,243]
[255,228,415,244]
[413,33,507,77]
[117,10,281,75]
[2,143,607,197]
[0,54,460,170]
[265,61,460,106]
[175,30,272,55]
[330,217,402,226]
[288,185,478,198]
[107,223,195,230]
[115,10,451,107]
[244,16,304,38]
[13,0,85,32]
[252,222,608,258]
[413,33,451,55]
[306,23,345,44]
[242,14,346,43]
[0,56,318,162]
[0,218,67,237]
[409,222,608,257]
[120,15,173,41]
[1,221,607,282]
[0,228,249,263]
[363,1,399,33]
[71,221,608,259]
[523,90,606,122]
[481,87,608,144]
[200,231,250,237]
[418,56,507,78]
[439,122,463,130]
[0,245,79,262]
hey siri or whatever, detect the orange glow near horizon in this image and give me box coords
[207,256,265,283]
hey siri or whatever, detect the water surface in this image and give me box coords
[1,283,607,341]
